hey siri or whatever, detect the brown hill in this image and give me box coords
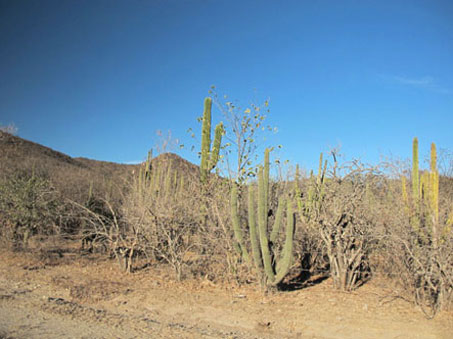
[0,131,200,204]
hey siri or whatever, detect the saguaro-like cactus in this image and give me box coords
[295,153,327,224]
[200,97,223,183]
[230,148,295,287]
[429,143,439,226]
[411,137,421,231]
[405,138,441,242]
[412,138,420,206]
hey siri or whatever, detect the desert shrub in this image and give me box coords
[373,140,453,317]
[0,170,61,249]
[316,166,379,291]
[120,155,204,278]
[377,191,453,317]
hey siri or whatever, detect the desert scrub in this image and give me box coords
[0,170,61,249]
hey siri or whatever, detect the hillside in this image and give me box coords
[0,131,199,203]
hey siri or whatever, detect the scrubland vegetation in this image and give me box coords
[1,97,452,320]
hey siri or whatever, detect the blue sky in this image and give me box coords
[1,0,452,173]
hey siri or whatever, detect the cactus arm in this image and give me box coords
[209,122,223,171]
[316,153,323,185]
[272,200,295,286]
[257,165,275,283]
[402,175,410,216]
[270,197,285,244]
[248,185,262,271]
[201,97,213,182]
[430,143,439,225]
[230,183,250,263]
[411,137,420,231]
[412,137,420,205]
[294,165,306,223]
[264,148,270,225]
[164,160,172,197]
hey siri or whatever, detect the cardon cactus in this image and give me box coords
[230,148,295,287]
[200,97,223,183]
[296,153,327,224]
[405,138,441,243]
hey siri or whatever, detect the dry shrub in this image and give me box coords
[376,178,453,317]
[120,156,204,279]
[314,163,379,291]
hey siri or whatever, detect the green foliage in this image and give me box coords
[209,87,278,183]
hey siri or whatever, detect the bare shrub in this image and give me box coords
[302,157,380,291]
[121,156,203,279]
[373,142,453,317]
[377,179,453,317]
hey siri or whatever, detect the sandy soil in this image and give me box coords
[0,245,452,339]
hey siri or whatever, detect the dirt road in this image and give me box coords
[0,248,451,338]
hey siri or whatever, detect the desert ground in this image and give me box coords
[1,242,452,339]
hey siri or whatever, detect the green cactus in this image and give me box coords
[230,183,251,263]
[248,185,262,272]
[430,143,439,226]
[200,97,224,183]
[296,153,327,224]
[411,137,421,232]
[412,138,420,206]
[137,150,153,196]
[230,148,295,287]
[406,138,442,242]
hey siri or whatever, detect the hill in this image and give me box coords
[0,131,199,204]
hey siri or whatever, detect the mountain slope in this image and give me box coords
[0,131,199,203]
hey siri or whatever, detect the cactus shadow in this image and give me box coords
[278,271,329,291]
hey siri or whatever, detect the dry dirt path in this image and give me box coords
[0,249,452,339]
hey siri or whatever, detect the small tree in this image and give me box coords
[209,87,277,183]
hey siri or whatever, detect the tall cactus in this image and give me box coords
[200,97,223,183]
[406,138,441,242]
[412,138,420,205]
[296,153,327,224]
[411,137,421,231]
[230,148,295,287]
[230,183,251,263]
[430,143,439,226]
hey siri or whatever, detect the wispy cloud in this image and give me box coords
[393,75,434,86]
[386,75,452,94]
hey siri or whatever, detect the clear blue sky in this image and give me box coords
[1,0,452,173]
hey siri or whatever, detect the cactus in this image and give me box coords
[412,138,420,206]
[137,150,153,196]
[411,138,421,231]
[230,148,295,287]
[296,153,327,224]
[200,97,224,183]
[401,175,410,216]
[405,138,442,243]
[230,183,251,263]
[429,143,439,226]
[134,151,184,204]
